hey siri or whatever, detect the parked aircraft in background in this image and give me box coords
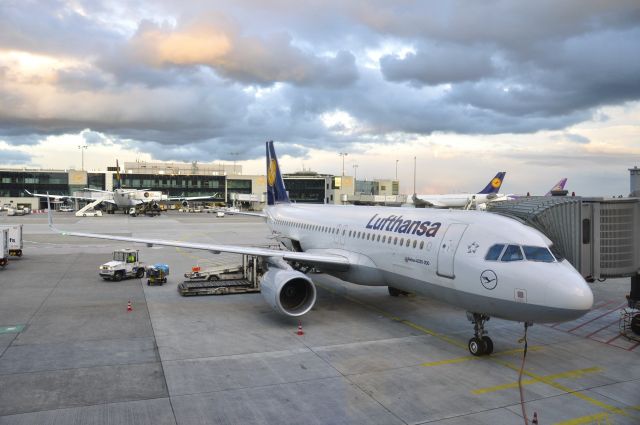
[545,178,568,196]
[29,161,217,216]
[413,172,508,209]
[48,142,592,356]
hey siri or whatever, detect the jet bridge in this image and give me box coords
[487,197,640,283]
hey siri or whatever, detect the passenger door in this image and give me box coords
[436,224,468,278]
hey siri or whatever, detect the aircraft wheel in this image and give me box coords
[468,337,486,356]
[631,314,640,335]
[388,286,401,297]
[481,336,494,355]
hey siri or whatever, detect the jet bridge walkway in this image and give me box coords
[487,196,640,325]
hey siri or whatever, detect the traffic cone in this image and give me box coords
[532,412,538,424]
[296,322,304,336]
[127,300,132,312]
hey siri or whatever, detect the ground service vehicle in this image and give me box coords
[1,224,24,257]
[146,263,169,285]
[0,228,9,268]
[99,249,145,281]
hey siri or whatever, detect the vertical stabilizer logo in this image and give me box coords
[268,159,277,186]
[491,177,502,189]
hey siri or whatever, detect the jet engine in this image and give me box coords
[260,269,316,317]
[181,200,189,208]
[150,201,160,210]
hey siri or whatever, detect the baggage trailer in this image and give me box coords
[2,224,23,257]
[178,254,263,296]
[0,227,8,268]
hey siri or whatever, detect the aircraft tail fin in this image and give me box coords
[545,178,568,196]
[478,172,506,194]
[266,141,290,205]
[115,160,121,189]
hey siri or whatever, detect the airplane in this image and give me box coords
[412,172,507,209]
[29,161,217,216]
[545,178,568,196]
[47,142,593,356]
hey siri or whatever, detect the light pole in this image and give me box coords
[413,156,417,195]
[395,159,399,180]
[339,152,348,176]
[353,164,358,181]
[78,145,87,170]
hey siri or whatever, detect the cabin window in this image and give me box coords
[485,244,505,261]
[394,237,398,245]
[501,245,524,262]
[413,240,417,248]
[342,229,346,236]
[420,241,424,249]
[382,235,386,243]
[377,235,381,242]
[523,246,555,263]
[348,230,352,237]
[406,239,410,247]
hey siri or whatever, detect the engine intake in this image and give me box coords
[261,269,316,317]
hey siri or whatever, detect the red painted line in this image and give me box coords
[628,341,640,351]
[605,333,623,344]
[567,303,626,333]
[585,319,620,338]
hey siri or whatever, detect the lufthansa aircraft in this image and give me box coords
[413,172,508,208]
[48,142,593,356]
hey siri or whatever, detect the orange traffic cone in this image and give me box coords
[127,300,132,312]
[296,322,304,336]
[532,412,538,424]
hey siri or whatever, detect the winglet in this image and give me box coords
[24,189,33,196]
[46,194,53,230]
[478,172,506,194]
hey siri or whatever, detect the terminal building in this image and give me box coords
[1,163,401,210]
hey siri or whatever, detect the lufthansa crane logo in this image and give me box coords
[144,192,150,198]
[267,159,277,187]
[480,270,498,290]
[490,178,502,189]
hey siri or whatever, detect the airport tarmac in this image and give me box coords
[0,212,638,424]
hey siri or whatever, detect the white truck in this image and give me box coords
[99,249,146,281]
[0,227,8,268]
[1,224,24,257]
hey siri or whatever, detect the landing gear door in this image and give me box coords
[436,223,468,279]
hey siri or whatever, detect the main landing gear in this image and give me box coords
[466,312,493,356]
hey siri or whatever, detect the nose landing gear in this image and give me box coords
[467,312,493,356]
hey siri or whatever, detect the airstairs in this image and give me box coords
[75,199,103,217]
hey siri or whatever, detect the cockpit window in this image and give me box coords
[523,246,555,262]
[485,244,505,261]
[501,245,523,262]
[549,244,564,262]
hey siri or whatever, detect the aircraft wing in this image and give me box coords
[214,210,267,218]
[26,190,100,202]
[46,199,348,268]
[168,195,219,201]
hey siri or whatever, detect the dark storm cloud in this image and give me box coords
[0,0,638,162]
[0,150,31,165]
[380,43,496,85]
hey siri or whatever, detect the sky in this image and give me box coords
[1,0,639,196]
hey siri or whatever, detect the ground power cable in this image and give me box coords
[518,322,531,425]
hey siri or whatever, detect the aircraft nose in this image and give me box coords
[552,263,594,319]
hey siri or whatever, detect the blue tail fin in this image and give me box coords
[114,160,122,189]
[478,172,506,194]
[266,141,290,205]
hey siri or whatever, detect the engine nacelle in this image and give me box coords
[181,200,189,208]
[261,269,316,317]
[151,201,160,210]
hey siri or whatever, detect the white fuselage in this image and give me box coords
[112,189,165,209]
[266,204,592,323]
[415,193,509,208]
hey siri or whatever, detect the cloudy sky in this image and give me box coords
[1,0,639,196]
